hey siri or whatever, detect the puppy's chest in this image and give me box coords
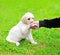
[22,30,30,35]
[22,30,30,38]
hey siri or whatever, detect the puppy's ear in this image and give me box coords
[21,17,28,24]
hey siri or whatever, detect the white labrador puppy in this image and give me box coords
[6,12,37,46]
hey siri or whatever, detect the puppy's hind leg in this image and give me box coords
[6,37,20,46]
[11,41,20,46]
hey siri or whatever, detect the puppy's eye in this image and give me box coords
[32,18,34,19]
[28,18,30,20]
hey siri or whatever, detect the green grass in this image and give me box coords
[0,0,60,55]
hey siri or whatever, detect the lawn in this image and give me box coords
[0,0,60,55]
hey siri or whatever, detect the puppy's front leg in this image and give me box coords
[26,33,37,44]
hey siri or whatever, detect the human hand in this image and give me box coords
[30,21,39,29]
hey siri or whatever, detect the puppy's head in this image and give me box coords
[21,12,34,25]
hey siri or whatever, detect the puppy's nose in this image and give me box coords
[31,21,34,23]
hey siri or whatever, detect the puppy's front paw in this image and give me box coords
[32,42,38,45]
[16,42,20,46]
[34,42,38,44]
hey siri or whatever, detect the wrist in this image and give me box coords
[39,20,45,27]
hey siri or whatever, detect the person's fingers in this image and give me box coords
[31,25,38,29]
[30,21,39,29]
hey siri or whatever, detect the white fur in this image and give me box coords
[6,12,37,46]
